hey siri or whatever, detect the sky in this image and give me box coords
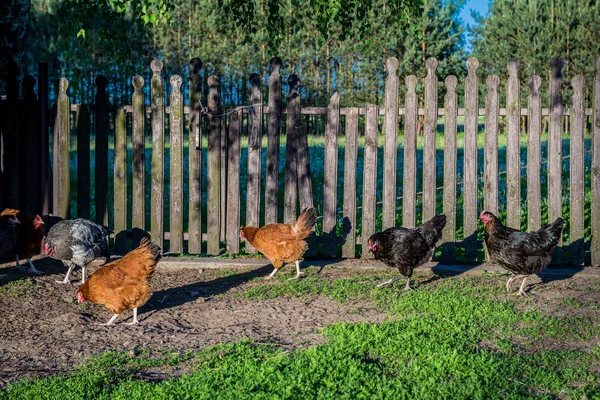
[459,0,491,52]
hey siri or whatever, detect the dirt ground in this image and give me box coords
[0,256,598,387]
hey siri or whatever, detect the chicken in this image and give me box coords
[480,210,563,296]
[368,214,447,290]
[76,238,161,325]
[0,209,44,274]
[240,208,317,280]
[0,215,20,258]
[42,218,110,285]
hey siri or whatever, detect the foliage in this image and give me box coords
[2,273,599,398]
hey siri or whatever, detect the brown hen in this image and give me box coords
[240,208,317,280]
[0,208,44,275]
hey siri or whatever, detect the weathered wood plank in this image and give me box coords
[245,73,263,253]
[266,57,283,225]
[284,74,300,224]
[38,62,51,215]
[342,107,358,258]
[442,76,458,263]
[527,76,542,232]
[484,75,500,218]
[76,104,91,219]
[593,57,600,266]
[3,61,19,209]
[150,59,165,247]
[113,106,127,255]
[464,58,479,262]
[382,58,399,230]
[403,75,418,228]
[220,106,227,242]
[506,61,521,229]
[226,110,242,254]
[570,75,585,266]
[484,75,499,261]
[188,58,203,254]
[53,78,70,219]
[549,57,564,264]
[22,75,39,215]
[362,104,378,259]
[323,92,340,257]
[423,57,438,222]
[95,75,109,226]
[131,75,146,247]
[207,75,222,255]
[169,75,184,254]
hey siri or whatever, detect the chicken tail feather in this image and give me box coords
[292,208,317,240]
[417,214,447,248]
[120,238,162,279]
[537,217,564,250]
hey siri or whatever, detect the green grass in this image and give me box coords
[3,273,599,398]
[0,278,35,297]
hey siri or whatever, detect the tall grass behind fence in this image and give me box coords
[1,56,599,266]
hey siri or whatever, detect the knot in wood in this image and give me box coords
[249,73,261,87]
[405,75,418,91]
[132,75,144,90]
[287,74,300,89]
[189,58,203,75]
[507,60,519,76]
[386,57,399,73]
[270,57,283,73]
[95,75,108,92]
[486,75,500,89]
[444,75,458,90]
[170,75,182,90]
[150,58,163,75]
[208,75,220,88]
[59,78,69,94]
[425,57,438,73]
[466,57,479,72]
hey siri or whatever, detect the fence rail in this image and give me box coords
[1,55,600,266]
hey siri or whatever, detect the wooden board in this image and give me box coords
[362,104,378,259]
[423,57,438,222]
[463,58,479,262]
[442,76,458,262]
[265,57,283,225]
[188,58,203,254]
[226,110,241,254]
[569,75,585,265]
[382,57,399,230]
[245,73,263,253]
[113,107,127,255]
[207,75,222,255]
[548,57,564,264]
[169,75,184,254]
[323,92,340,257]
[527,76,542,232]
[150,59,165,248]
[403,76,418,228]
[506,61,521,229]
[131,75,146,248]
[342,108,358,258]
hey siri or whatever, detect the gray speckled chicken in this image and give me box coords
[41,218,110,285]
[0,215,19,258]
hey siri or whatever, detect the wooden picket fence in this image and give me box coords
[2,56,600,266]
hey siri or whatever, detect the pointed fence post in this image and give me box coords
[150,58,165,247]
[570,75,585,266]
[22,74,39,215]
[362,104,378,259]
[527,76,542,233]
[245,73,263,253]
[548,57,564,264]
[3,61,20,208]
[170,75,184,254]
[131,75,146,248]
[188,57,203,254]
[403,75,418,229]
[342,107,358,258]
[423,57,438,223]
[77,103,91,219]
[484,74,500,261]
[506,60,521,230]
[114,106,127,255]
[266,57,283,225]
[284,74,301,224]
[442,76,458,263]
[226,110,242,254]
[207,75,222,255]
[463,57,479,262]
[382,57,399,230]
[323,92,340,258]
[38,61,51,215]
[53,78,70,219]
[95,75,110,226]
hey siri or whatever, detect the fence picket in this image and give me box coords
[484,75,499,218]
[506,61,521,229]
[245,73,263,253]
[442,76,458,262]
[53,78,70,219]
[207,75,222,255]
[266,57,283,225]
[527,76,542,232]
[549,57,564,264]
[150,59,165,247]
[403,76,418,228]
[3,62,19,209]
[464,58,479,262]
[382,58,399,230]
[38,62,50,215]
[362,104,378,259]
[593,57,600,266]
[95,75,110,226]
[423,57,438,222]
[188,58,203,254]
[22,75,39,215]
[131,75,146,247]
[169,75,184,254]
[76,104,91,219]
[284,75,301,224]
[570,75,585,266]
[323,92,340,257]
[226,110,241,254]
[114,106,127,255]
[342,107,358,258]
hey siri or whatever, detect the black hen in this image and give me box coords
[0,215,19,258]
[42,218,110,285]
[480,210,563,296]
[368,214,446,290]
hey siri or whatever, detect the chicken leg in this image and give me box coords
[55,261,75,284]
[403,277,413,291]
[505,274,528,293]
[515,276,530,296]
[80,265,87,285]
[99,314,119,326]
[287,260,303,280]
[15,256,42,275]
[265,268,280,280]
[376,276,402,287]
[124,308,140,325]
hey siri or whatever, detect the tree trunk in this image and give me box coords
[0,0,29,95]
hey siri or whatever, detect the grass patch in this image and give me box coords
[3,273,599,398]
[0,278,35,297]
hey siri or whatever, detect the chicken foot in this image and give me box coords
[265,268,280,280]
[515,276,530,296]
[124,308,140,325]
[14,255,42,275]
[55,261,75,284]
[287,260,303,280]
[376,276,402,287]
[505,274,528,293]
[98,314,119,326]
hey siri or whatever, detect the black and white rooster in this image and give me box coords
[42,218,110,285]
